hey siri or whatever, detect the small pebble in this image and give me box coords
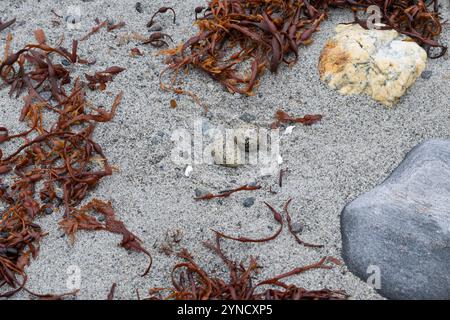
[135,2,143,13]
[61,59,70,66]
[243,197,255,208]
[248,180,258,187]
[0,231,9,238]
[421,70,432,80]
[290,222,304,234]
[149,24,162,32]
[44,207,53,215]
[98,215,106,222]
[195,188,208,198]
[239,113,256,123]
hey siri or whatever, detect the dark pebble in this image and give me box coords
[135,2,143,13]
[248,180,258,187]
[239,112,256,123]
[0,231,9,238]
[61,59,70,66]
[243,197,255,208]
[98,215,106,222]
[149,24,162,32]
[195,188,208,198]
[44,207,53,215]
[290,222,304,234]
[421,70,432,80]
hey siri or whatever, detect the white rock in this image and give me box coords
[319,24,427,106]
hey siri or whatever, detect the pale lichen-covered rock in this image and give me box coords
[319,24,427,106]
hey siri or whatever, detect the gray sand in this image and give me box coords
[1,0,449,300]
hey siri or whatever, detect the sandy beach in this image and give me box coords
[1,0,449,299]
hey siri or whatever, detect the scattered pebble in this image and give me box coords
[195,188,208,198]
[239,112,256,123]
[151,130,166,145]
[61,59,70,66]
[243,197,255,208]
[135,2,143,13]
[98,215,106,222]
[0,231,9,238]
[290,222,304,234]
[44,207,53,215]
[421,70,432,79]
[149,23,162,32]
[248,180,258,187]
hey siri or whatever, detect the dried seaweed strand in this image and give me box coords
[284,199,323,248]
[213,202,283,243]
[195,184,261,200]
[0,18,16,33]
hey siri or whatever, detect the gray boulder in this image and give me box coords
[341,139,450,300]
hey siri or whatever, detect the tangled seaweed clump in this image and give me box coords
[145,200,346,300]
[0,29,150,297]
[160,0,446,103]
[147,234,347,300]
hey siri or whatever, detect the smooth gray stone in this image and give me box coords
[341,139,450,300]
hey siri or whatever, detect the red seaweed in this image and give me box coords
[147,234,347,300]
[160,0,446,104]
[0,28,150,297]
